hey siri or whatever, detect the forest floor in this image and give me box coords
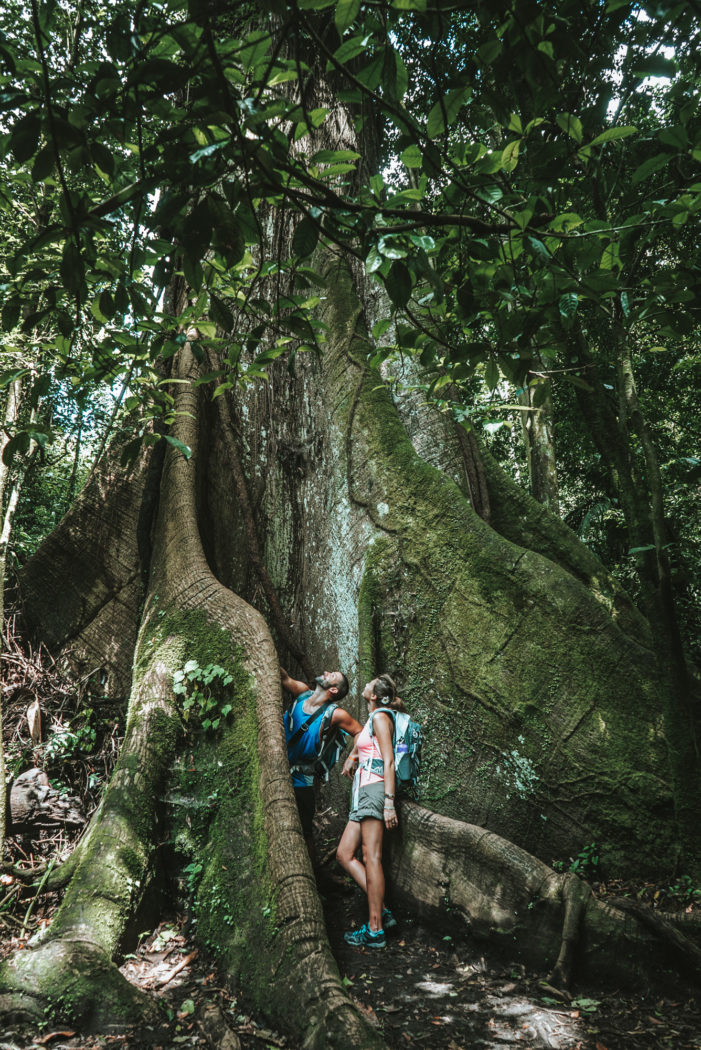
[1,838,700,1050]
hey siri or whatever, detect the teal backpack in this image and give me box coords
[366,707,422,797]
[284,700,349,781]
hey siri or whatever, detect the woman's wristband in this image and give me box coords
[384,793,394,799]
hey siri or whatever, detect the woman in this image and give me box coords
[336,674,403,948]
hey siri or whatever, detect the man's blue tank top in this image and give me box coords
[285,691,321,788]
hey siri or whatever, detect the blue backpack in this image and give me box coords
[366,707,422,798]
[284,699,348,781]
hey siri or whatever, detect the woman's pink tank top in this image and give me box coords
[356,712,391,787]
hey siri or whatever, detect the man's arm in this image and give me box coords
[331,707,363,738]
[280,666,310,698]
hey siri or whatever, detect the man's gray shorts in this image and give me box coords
[349,781,385,822]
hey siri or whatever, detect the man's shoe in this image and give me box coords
[343,923,386,949]
[382,907,397,929]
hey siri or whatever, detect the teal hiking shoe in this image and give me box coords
[382,907,397,929]
[343,923,386,949]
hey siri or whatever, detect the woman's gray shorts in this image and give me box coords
[349,781,385,822]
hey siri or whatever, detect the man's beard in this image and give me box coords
[315,675,332,690]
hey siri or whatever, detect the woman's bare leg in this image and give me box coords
[361,819,384,931]
[336,820,366,891]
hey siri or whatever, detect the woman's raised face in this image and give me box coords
[362,679,377,705]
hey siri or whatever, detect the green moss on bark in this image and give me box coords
[319,255,687,877]
[161,619,286,1016]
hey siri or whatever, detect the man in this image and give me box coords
[281,667,362,863]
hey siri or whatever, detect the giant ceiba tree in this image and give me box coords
[1,0,700,1045]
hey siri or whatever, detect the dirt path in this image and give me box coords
[324,885,701,1050]
[1,890,700,1050]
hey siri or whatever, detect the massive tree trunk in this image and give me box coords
[202,245,695,874]
[1,253,698,1041]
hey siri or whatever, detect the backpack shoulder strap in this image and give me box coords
[319,702,339,736]
[368,707,395,738]
[287,700,326,751]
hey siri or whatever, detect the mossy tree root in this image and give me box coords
[0,939,159,1031]
[153,341,385,1050]
[389,802,701,991]
[0,340,385,1047]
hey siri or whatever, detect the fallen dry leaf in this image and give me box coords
[33,1033,77,1046]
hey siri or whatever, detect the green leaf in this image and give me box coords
[477,37,502,66]
[556,113,583,144]
[240,31,270,70]
[558,292,578,323]
[378,235,406,260]
[527,237,550,262]
[356,53,384,91]
[2,297,21,330]
[31,145,54,182]
[401,144,422,168]
[550,212,583,232]
[61,242,83,293]
[631,154,669,184]
[209,294,234,332]
[332,34,370,64]
[393,50,408,103]
[365,245,384,274]
[384,261,412,308]
[501,139,520,173]
[372,318,391,339]
[485,359,499,391]
[2,431,30,465]
[10,111,41,163]
[99,290,116,319]
[298,0,334,7]
[292,217,319,258]
[335,0,360,34]
[90,298,109,324]
[426,87,469,139]
[162,435,192,460]
[589,126,637,147]
[92,142,115,175]
[310,149,361,164]
[658,125,688,149]
[392,0,426,10]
